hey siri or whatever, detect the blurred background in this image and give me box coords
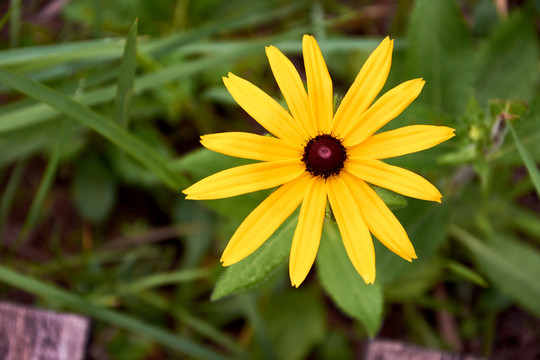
[1,0,540,359]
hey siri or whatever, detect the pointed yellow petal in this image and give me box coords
[223,73,304,144]
[303,35,333,133]
[183,159,304,200]
[265,45,316,138]
[326,175,375,284]
[346,158,442,202]
[342,78,425,147]
[201,132,302,162]
[346,174,417,261]
[350,125,455,159]
[333,37,393,136]
[289,177,327,287]
[221,174,311,265]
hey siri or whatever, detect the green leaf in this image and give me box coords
[115,19,138,127]
[445,260,487,287]
[317,221,383,337]
[72,155,117,223]
[211,213,298,300]
[407,0,474,115]
[452,225,540,318]
[375,187,407,209]
[475,10,539,105]
[508,121,540,199]
[510,205,540,241]
[0,264,229,360]
[0,67,185,189]
[252,288,326,360]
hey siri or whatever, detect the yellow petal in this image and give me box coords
[201,132,302,162]
[223,73,304,144]
[333,37,393,137]
[350,125,455,159]
[346,158,442,202]
[183,159,304,200]
[346,173,417,261]
[303,35,333,133]
[326,175,376,284]
[289,177,327,287]
[342,78,425,147]
[265,45,316,138]
[221,173,311,265]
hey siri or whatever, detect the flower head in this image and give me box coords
[183,35,455,287]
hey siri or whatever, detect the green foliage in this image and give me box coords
[452,227,540,318]
[251,288,326,360]
[407,0,474,116]
[1,0,540,358]
[475,10,539,105]
[72,154,117,223]
[317,222,383,337]
[212,213,297,300]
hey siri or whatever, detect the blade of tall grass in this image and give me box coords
[174,36,397,56]
[0,67,186,189]
[0,160,27,238]
[20,120,68,235]
[0,38,125,68]
[0,30,384,136]
[0,3,14,33]
[9,0,21,48]
[0,0,302,69]
[138,291,244,356]
[0,42,263,134]
[115,268,210,295]
[143,0,304,57]
[310,0,326,40]
[508,121,540,198]
[115,19,138,127]
[0,264,230,360]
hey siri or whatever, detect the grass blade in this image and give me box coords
[0,4,14,33]
[9,0,21,48]
[22,121,68,233]
[115,19,138,127]
[0,264,230,360]
[115,269,210,295]
[0,44,261,134]
[508,121,540,198]
[451,225,540,317]
[0,67,186,189]
[0,160,27,236]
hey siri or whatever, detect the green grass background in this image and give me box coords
[1,0,540,358]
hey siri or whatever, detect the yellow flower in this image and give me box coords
[183,35,455,287]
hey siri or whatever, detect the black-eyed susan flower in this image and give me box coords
[183,35,455,287]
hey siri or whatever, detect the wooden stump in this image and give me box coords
[0,302,90,360]
[365,339,486,360]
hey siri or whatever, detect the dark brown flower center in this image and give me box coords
[302,134,347,179]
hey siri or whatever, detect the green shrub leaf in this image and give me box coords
[475,10,538,105]
[407,0,474,115]
[211,213,298,300]
[453,226,540,318]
